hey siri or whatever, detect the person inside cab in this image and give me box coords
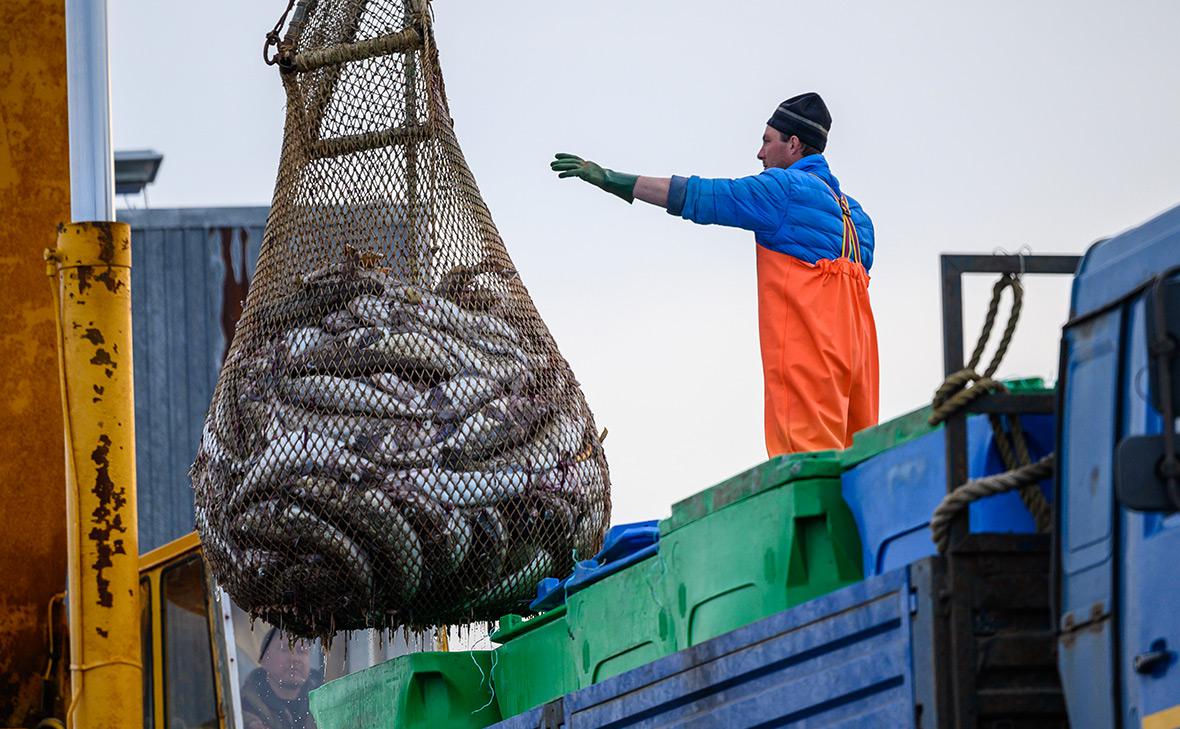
[241,627,324,729]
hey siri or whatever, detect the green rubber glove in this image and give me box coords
[550,153,638,203]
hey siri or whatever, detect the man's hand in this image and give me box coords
[550,153,637,203]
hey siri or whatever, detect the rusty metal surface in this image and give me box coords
[116,207,268,553]
[50,221,143,728]
[0,0,72,724]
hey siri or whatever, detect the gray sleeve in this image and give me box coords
[666,175,689,216]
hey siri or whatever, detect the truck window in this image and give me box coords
[161,555,219,729]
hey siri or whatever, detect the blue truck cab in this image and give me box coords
[1058,204,1180,727]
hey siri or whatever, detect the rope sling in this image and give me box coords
[929,272,1054,553]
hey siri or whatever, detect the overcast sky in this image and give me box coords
[111,0,1180,526]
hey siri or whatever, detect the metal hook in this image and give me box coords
[992,244,1033,280]
[264,0,297,67]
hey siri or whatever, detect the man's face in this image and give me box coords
[261,637,312,690]
[758,126,802,170]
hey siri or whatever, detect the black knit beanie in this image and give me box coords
[768,92,831,152]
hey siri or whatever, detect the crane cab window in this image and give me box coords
[229,607,324,729]
[141,577,154,729]
[161,555,219,728]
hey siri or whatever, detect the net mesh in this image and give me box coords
[191,0,610,637]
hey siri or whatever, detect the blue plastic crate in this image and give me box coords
[529,521,659,612]
[841,412,1054,576]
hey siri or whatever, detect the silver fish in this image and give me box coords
[365,330,460,376]
[470,506,509,574]
[415,295,520,344]
[284,327,332,359]
[321,308,361,334]
[409,375,502,422]
[425,328,526,381]
[387,467,530,507]
[572,503,609,558]
[287,327,408,376]
[231,428,378,516]
[382,279,521,344]
[233,500,374,598]
[196,419,245,479]
[194,504,242,575]
[460,548,553,613]
[442,396,545,456]
[269,402,385,444]
[347,294,399,326]
[211,350,274,459]
[289,477,423,601]
[384,487,467,576]
[471,412,589,473]
[444,508,473,574]
[363,420,444,467]
[338,326,396,349]
[369,372,422,402]
[278,375,421,418]
[467,333,528,362]
[236,428,345,501]
[252,277,386,329]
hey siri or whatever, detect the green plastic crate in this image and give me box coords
[489,555,676,716]
[659,452,863,648]
[840,376,1051,470]
[309,651,501,729]
[490,452,866,722]
[565,552,677,686]
[489,606,577,718]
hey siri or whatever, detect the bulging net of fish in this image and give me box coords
[190,0,610,636]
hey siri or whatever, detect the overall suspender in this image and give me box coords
[808,173,863,266]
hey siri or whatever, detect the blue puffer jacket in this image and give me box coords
[666,154,875,270]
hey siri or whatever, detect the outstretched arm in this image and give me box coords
[550,153,671,208]
[551,153,785,235]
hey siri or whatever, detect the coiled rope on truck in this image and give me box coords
[929,273,1023,426]
[931,454,1055,554]
[928,270,1054,552]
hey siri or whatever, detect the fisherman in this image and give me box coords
[551,92,878,456]
[241,627,323,729]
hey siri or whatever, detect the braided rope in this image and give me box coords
[974,274,1024,378]
[308,124,432,160]
[930,274,1023,425]
[294,27,424,73]
[928,370,1004,426]
[931,454,1055,553]
[928,270,1053,539]
[989,413,1052,531]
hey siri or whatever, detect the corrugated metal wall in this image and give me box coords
[118,207,268,552]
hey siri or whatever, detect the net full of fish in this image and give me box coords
[192,255,610,635]
[192,0,611,637]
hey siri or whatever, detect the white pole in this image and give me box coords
[65,0,115,221]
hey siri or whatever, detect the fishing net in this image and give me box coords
[191,0,610,636]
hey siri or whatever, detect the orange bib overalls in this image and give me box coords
[756,177,879,456]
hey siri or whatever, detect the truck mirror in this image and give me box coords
[1147,278,1180,414]
[1115,434,1180,512]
